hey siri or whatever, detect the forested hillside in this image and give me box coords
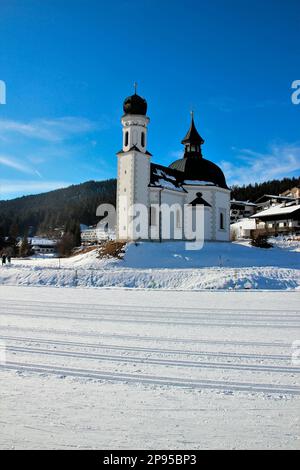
[231,176,300,202]
[0,176,299,238]
[0,179,116,237]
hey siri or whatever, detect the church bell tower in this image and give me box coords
[116,85,151,241]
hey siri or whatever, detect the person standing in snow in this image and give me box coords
[2,254,7,266]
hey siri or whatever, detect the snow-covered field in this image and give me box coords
[0,239,299,290]
[0,286,299,449]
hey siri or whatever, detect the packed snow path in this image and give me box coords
[0,287,299,449]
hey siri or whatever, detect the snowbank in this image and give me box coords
[120,240,299,269]
[0,241,299,290]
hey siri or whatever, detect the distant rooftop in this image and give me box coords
[255,194,296,204]
[251,203,300,218]
[230,200,257,206]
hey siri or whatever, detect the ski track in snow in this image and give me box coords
[1,289,300,395]
[1,286,300,449]
[3,361,300,396]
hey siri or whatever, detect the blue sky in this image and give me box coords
[0,0,299,200]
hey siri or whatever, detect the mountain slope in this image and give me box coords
[0,179,116,236]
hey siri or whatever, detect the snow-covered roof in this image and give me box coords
[149,163,221,193]
[230,200,257,206]
[29,237,57,246]
[149,163,186,193]
[231,218,256,229]
[81,228,97,233]
[255,194,296,204]
[251,203,300,218]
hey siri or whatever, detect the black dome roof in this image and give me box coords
[123,93,147,115]
[169,156,228,189]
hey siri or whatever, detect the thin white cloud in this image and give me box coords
[0,154,40,176]
[0,117,98,142]
[0,180,71,197]
[222,143,300,186]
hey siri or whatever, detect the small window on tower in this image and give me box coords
[125,131,129,147]
[220,212,224,230]
[141,132,145,147]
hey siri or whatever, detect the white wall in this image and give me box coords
[116,153,134,240]
[122,114,149,153]
[116,150,150,241]
[215,189,231,241]
[149,188,186,240]
[148,185,231,242]
[161,190,185,240]
[230,218,256,239]
[183,185,230,241]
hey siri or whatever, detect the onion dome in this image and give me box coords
[123,90,147,116]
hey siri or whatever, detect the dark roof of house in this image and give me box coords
[189,192,212,207]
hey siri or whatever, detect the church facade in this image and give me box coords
[116,90,230,242]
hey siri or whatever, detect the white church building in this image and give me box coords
[116,90,230,242]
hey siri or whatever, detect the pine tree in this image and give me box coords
[19,231,31,257]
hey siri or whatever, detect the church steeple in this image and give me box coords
[181,112,204,158]
[121,85,149,153]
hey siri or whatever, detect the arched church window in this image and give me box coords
[124,131,129,147]
[141,132,145,147]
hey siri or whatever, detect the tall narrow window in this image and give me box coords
[124,131,129,147]
[220,212,224,230]
[141,132,145,148]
